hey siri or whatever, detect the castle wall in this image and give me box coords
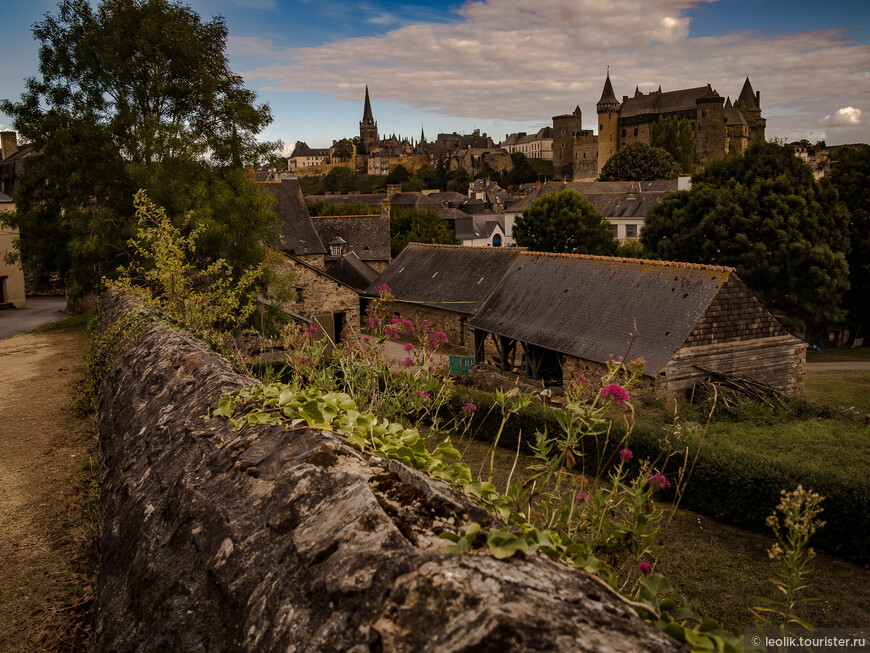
[571,132,599,181]
[694,98,726,163]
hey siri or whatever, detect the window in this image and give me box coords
[633,128,638,137]
[625,224,638,239]
[330,244,343,256]
[295,287,304,302]
[492,234,502,247]
[621,129,626,138]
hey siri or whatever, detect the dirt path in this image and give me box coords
[0,329,96,652]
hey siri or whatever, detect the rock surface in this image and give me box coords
[96,290,683,652]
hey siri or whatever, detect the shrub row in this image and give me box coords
[447,386,870,564]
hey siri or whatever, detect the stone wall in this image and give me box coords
[95,290,683,652]
[382,301,473,350]
[280,255,361,336]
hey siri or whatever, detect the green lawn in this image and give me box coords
[805,370,870,414]
[807,347,870,362]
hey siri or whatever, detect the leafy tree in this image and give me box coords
[390,207,458,257]
[641,141,850,333]
[507,151,537,186]
[352,136,367,156]
[386,164,410,184]
[651,116,694,174]
[433,159,449,191]
[599,143,681,181]
[0,0,279,299]
[830,144,870,327]
[512,189,617,255]
[323,166,357,193]
[475,163,500,182]
[331,138,354,162]
[447,166,471,194]
[401,177,426,192]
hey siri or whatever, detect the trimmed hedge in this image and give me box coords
[447,386,870,564]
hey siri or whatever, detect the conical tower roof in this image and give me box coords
[597,71,619,106]
[420,125,426,144]
[737,77,759,111]
[362,85,375,124]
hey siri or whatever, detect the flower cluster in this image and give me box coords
[411,390,432,403]
[619,449,633,463]
[575,492,591,503]
[429,331,448,348]
[638,562,652,576]
[601,384,630,406]
[647,472,671,491]
[461,402,477,414]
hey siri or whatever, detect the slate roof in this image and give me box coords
[506,181,678,213]
[310,213,390,262]
[362,85,375,123]
[326,252,380,291]
[365,244,521,315]
[620,86,719,119]
[262,179,326,256]
[469,252,733,375]
[598,73,619,106]
[723,98,748,126]
[737,77,760,112]
[455,216,505,241]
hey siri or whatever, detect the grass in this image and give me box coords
[425,429,870,632]
[32,313,94,334]
[807,347,870,362]
[805,371,870,414]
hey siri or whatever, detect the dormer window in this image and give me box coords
[328,236,347,257]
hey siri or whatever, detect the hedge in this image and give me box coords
[447,386,870,564]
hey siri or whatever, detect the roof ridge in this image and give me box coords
[310,214,381,219]
[519,249,733,272]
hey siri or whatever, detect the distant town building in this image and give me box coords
[500,127,553,160]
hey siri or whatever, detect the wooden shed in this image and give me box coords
[466,251,805,397]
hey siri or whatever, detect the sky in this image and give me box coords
[1,0,868,155]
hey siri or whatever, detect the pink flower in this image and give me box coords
[647,472,671,491]
[308,326,318,334]
[428,365,434,372]
[576,492,590,503]
[401,356,415,367]
[363,336,370,342]
[601,384,630,406]
[638,562,652,576]
[619,449,633,463]
[461,403,477,414]
[367,317,379,329]
[403,343,414,351]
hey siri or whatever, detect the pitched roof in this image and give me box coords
[469,252,733,374]
[737,77,759,112]
[506,180,678,213]
[366,244,521,314]
[310,213,390,261]
[455,216,505,241]
[262,179,326,256]
[326,252,380,291]
[362,85,375,124]
[620,86,719,119]
[723,98,748,126]
[597,72,619,106]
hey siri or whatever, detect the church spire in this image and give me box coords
[420,125,426,145]
[362,85,375,124]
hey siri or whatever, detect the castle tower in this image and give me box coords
[552,106,583,181]
[359,85,379,153]
[695,84,726,164]
[596,71,621,176]
[735,77,766,144]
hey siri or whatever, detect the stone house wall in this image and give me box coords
[280,256,361,339]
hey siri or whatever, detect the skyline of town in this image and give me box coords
[2,0,868,153]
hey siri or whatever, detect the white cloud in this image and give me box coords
[822,106,862,127]
[231,0,277,9]
[238,0,870,143]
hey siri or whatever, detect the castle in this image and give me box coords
[553,72,766,180]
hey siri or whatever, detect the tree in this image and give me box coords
[651,116,694,174]
[385,164,410,184]
[641,141,850,333]
[323,166,357,193]
[830,144,870,328]
[507,151,537,186]
[332,138,354,162]
[512,189,617,255]
[0,0,280,299]
[446,167,471,194]
[599,143,681,181]
[352,136,367,156]
[433,159,449,191]
[390,208,458,257]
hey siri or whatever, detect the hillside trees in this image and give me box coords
[599,142,681,181]
[830,144,870,328]
[0,0,280,299]
[390,208,458,257]
[651,116,694,173]
[331,138,355,162]
[641,142,850,332]
[512,189,617,255]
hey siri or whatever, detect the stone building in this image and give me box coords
[359,86,379,154]
[553,73,767,180]
[0,192,26,308]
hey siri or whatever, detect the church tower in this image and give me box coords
[359,86,379,153]
[596,70,621,176]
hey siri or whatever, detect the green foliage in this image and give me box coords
[599,142,682,181]
[641,142,851,333]
[331,138,355,162]
[751,486,824,631]
[513,189,618,255]
[390,207,458,257]
[323,166,357,193]
[651,116,695,174]
[0,0,279,298]
[385,164,410,184]
[830,144,870,327]
[307,201,380,217]
[507,151,538,186]
[446,167,471,193]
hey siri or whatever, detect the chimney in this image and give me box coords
[1,131,18,161]
[386,183,402,199]
[381,196,391,220]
